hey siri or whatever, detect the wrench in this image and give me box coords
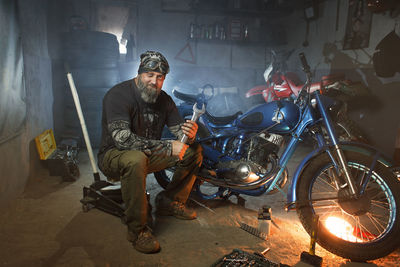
[180,102,206,143]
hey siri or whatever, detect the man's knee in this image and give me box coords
[183,143,203,165]
[119,150,149,172]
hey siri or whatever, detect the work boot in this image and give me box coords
[127,226,160,254]
[155,191,197,220]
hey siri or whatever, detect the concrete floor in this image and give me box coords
[0,145,399,267]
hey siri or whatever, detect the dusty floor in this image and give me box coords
[0,145,399,267]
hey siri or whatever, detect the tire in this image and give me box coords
[62,31,119,50]
[69,68,120,88]
[62,30,120,68]
[64,47,119,68]
[59,30,121,148]
[62,68,118,149]
[296,150,400,261]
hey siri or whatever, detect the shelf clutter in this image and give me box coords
[187,17,286,46]
[162,0,291,46]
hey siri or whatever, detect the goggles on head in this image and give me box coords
[140,58,169,75]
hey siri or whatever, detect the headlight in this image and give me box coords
[311,98,317,108]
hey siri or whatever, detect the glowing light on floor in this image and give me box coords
[324,216,362,242]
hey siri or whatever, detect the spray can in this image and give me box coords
[258,205,271,236]
[189,23,195,39]
[208,24,213,39]
[220,25,226,40]
[214,23,220,39]
[244,25,249,40]
[200,24,206,39]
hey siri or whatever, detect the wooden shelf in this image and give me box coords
[162,1,289,47]
[161,0,294,18]
[188,38,269,46]
[189,7,294,18]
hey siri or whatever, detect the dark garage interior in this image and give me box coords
[1,0,400,266]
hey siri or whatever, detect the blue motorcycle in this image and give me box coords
[155,53,400,261]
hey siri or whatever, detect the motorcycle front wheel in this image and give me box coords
[296,151,400,261]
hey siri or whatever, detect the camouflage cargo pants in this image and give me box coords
[99,143,202,233]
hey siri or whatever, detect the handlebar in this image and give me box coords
[295,53,313,105]
[173,84,215,104]
[172,89,197,104]
[299,52,313,84]
[299,53,310,73]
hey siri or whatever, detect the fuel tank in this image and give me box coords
[237,100,300,133]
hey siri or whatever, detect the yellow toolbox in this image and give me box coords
[35,129,57,160]
[35,129,80,181]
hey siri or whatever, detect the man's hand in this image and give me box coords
[181,120,198,140]
[172,140,188,160]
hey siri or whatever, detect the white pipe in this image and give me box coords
[66,72,99,176]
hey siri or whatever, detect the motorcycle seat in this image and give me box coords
[204,110,243,126]
[172,89,196,104]
[321,73,345,86]
[289,82,322,95]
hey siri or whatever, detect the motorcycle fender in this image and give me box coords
[286,142,393,211]
[245,85,267,98]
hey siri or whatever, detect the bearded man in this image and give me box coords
[97,51,202,254]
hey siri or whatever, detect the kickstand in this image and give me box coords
[222,191,246,206]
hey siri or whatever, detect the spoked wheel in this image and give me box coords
[296,151,400,261]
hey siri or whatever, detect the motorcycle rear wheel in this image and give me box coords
[296,151,400,261]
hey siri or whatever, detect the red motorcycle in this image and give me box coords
[246,50,370,142]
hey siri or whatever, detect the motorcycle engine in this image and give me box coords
[216,133,283,185]
[248,133,283,167]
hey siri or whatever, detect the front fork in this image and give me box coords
[315,93,359,196]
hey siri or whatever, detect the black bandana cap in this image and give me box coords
[138,51,170,75]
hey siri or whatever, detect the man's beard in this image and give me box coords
[137,77,160,103]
